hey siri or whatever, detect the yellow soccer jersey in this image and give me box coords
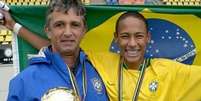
[87,51,201,101]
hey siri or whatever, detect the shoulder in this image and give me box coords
[8,65,40,93]
[150,58,201,69]
[15,47,52,80]
[85,51,120,71]
[86,51,120,66]
[12,63,48,82]
[151,58,189,68]
[149,58,199,77]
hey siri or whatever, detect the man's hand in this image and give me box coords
[0,2,16,31]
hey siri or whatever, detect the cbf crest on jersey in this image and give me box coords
[110,18,196,65]
[91,78,103,93]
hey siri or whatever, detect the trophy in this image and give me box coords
[41,87,80,101]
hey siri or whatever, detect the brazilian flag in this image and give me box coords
[10,5,201,71]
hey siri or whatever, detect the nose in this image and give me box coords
[63,25,73,37]
[128,37,137,47]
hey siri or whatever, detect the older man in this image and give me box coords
[6,0,108,101]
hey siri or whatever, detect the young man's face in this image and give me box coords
[115,16,150,66]
[46,8,86,56]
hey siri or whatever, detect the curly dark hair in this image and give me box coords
[115,12,148,34]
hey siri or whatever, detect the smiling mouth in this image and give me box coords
[61,39,75,42]
[60,40,75,44]
[126,49,140,57]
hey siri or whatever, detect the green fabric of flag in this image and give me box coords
[9,5,201,71]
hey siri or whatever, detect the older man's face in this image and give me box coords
[46,8,86,56]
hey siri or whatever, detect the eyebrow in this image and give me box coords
[119,31,146,35]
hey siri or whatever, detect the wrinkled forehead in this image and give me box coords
[46,7,86,27]
[52,7,85,18]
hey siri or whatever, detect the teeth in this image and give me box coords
[127,51,137,54]
[127,50,138,56]
[61,40,73,42]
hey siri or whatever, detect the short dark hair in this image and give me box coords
[45,0,87,28]
[115,12,148,33]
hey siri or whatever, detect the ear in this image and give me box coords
[83,27,87,36]
[80,27,87,39]
[114,32,118,43]
[44,26,51,39]
[147,31,151,43]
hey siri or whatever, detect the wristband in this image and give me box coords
[13,23,22,35]
[0,1,10,11]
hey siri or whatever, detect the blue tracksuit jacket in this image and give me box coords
[7,47,108,101]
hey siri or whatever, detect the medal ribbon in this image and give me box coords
[66,61,87,101]
[118,58,150,101]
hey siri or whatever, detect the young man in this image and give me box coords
[88,12,201,101]
[6,0,108,101]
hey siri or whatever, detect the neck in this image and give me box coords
[127,63,141,70]
[51,46,80,69]
[61,50,80,69]
[125,59,144,70]
[62,55,78,69]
